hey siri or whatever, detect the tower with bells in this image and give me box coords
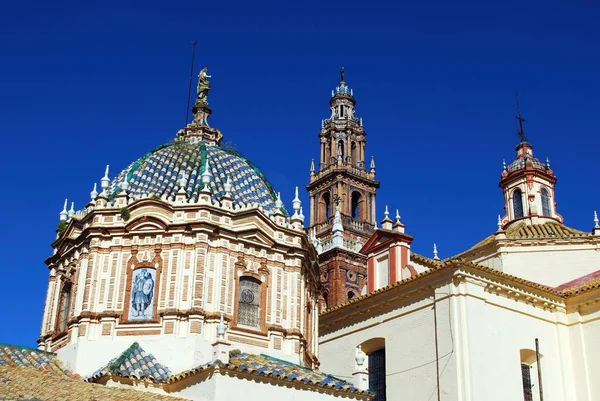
[499,93,563,229]
[306,68,379,309]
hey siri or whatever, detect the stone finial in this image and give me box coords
[433,243,440,260]
[359,117,363,127]
[201,159,212,189]
[212,313,230,364]
[497,214,503,231]
[395,209,401,224]
[275,192,283,209]
[119,179,129,192]
[292,186,301,213]
[100,165,110,191]
[502,159,507,173]
[355,345,365,367]
[310,159,315,175]
[384,206,389,220]
[68,202,75,219]
[223,176,232,197]
[59,199,68,221]
[546,157,551,169]
[90,183,98,201]
[393,209,405,233]
[352,345,369,391]
[298,207,305,223]
[370,156,376,173]
[178,173,187,192]
[594,211,600,236]
[217,312,227,339]
[321,119,324,129]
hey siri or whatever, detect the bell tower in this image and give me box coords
[499,93,563,229]
[306,68,379,309]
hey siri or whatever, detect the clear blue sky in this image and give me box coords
[1,1,599,346]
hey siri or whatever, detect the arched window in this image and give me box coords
[360,338,387,401]
[322,192,331,220]
[351,142,358,165]
[237,277,261,328]
[56,283,71,333]
[513,189,524,218]
[541,188,551,217]
[520,349,542,401]
[337,140,345,160]
[351,191,362,219]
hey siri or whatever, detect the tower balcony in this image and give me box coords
[312,159,375,183]
[315,213,375,236]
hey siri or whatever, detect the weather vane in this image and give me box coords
[515,89,528,143]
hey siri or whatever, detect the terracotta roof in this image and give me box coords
[0,345,186,401]
[86,342,172,383]
[456,221,591,257]
[169,350,371,396]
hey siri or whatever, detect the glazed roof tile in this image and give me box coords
[0,345,185,401]
[108,139,285,215]
[168,351,369,395]
[85,342,172,383]
[457,221,591,257]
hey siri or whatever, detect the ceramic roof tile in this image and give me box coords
[85,342,172,383]
[108,139,286,215]
[168,351,369,396]
[0,345,185,401]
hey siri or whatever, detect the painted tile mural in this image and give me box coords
[128,268,156,321]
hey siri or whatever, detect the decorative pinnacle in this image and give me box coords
[370,156,376,173]
[321,120,324,129]
[178,172,187,190]
[594,211,599,228]
[59,199,68,221]
[298,206,305,223]
[223,176,232,196]
[275,192,283,209]
[216,312,226,339]
[546,157,551,169]
[502,159,507,172]
[201,159,212,188]
[384,205,390,220]
[100,165,110,190]
[355,345,365,367]
[395,209,401,224]
[359,117,363,127]
[292,186,301,212]
[433,243,440,260]
[68,202,75,218]
[497,215,503,231]
[90,183,98,200]
[120,179,129,192]
[310,159,315,175]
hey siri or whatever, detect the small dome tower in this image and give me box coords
[499,93,563,229]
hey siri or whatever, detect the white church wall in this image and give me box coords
[461,281,569,401]
[319,283,458,401]
[495,245,600,287]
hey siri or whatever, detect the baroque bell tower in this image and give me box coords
[306,68,379,309]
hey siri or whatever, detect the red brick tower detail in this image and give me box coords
[306,68,379,309]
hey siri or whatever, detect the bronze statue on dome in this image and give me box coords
[196,67,211,104]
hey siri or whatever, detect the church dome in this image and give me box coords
[108,138,282,215]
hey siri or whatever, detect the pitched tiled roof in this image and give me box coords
[86,342,172,383]
[456,222,591,257]
[168,351,370,396]
[108,139,284,215]
[0,345,186,401]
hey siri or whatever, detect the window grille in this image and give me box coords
[521,363,533,401]
[513,189,524,218]
[541,188,551,217]
[368,348,387,401]
[238,277,260,328]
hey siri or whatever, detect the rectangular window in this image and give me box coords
[57,287,71,332]
[369,348,386,401]
[521,363,533,401]
[238,277,260,328]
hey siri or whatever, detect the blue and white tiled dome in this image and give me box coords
[109,139,283,215]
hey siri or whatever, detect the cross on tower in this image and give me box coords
[515,90,528,143]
